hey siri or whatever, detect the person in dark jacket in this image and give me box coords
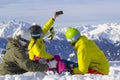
[0,12,59,75]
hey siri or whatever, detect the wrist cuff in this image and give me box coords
[52,18,55,21]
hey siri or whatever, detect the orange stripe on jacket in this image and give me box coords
[88,69,103,74]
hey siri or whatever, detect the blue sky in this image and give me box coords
[0,0,120,25]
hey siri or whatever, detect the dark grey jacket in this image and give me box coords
[0,38,49,75]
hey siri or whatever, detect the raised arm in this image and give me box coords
[42,11,63,37]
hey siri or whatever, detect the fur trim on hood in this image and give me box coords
[7,37,22,48]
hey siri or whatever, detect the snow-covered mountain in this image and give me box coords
[0,20,31,38]
[0,21,120,61]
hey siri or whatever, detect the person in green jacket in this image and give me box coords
[65,27,110,75]
[0,12,59,75]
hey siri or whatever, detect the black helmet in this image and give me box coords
[29,25,42,38]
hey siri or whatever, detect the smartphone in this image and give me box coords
[56,11,63,15]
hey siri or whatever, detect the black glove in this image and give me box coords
[48,27,55,40]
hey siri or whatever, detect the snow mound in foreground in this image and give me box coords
[0,61,119,80]
[0,66,120,80]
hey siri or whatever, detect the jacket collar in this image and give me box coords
[73,36,88,50]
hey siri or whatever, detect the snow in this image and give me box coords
[0,21,120,80]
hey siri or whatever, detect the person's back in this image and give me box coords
[0,38,49,75]
[86,37,109,74]
[73,36,109,74]
[0,38,27,74]
[28,38,53,60]
[65,27,110,75]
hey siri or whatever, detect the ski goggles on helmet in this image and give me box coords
[31,34,41,37]
[31,30,43,39]
[67,33,80,43]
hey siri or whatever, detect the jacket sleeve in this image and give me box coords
[77,45,91,74]
[33,40,53,59]
[13,47,49,72]
[41,18,55,38]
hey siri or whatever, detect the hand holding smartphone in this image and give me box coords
[53,11,63,19]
